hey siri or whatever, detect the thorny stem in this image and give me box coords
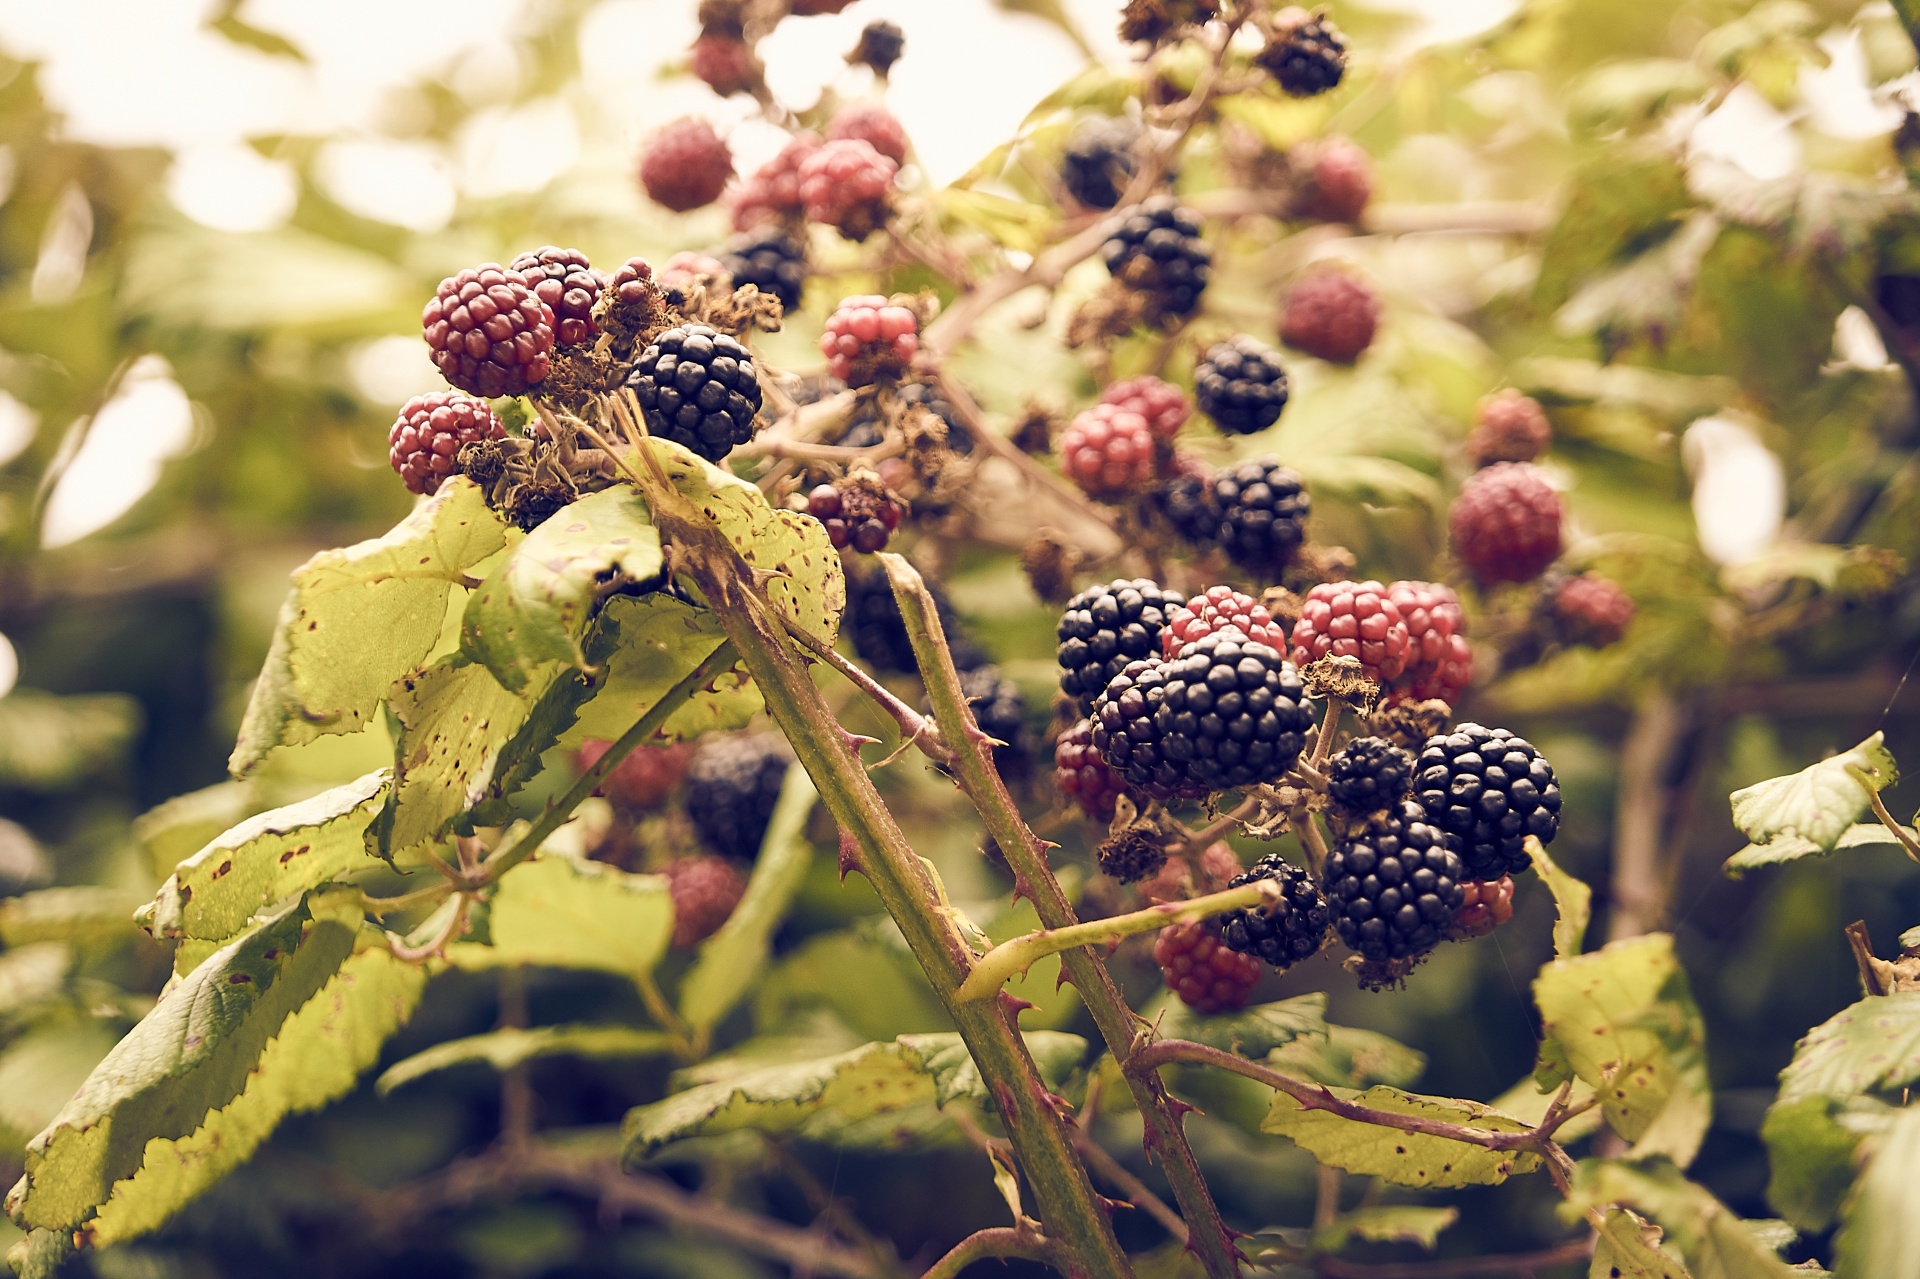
[920,1227,1057,1279]
[881,555,1245,1279]
[1074,1133,1190,1244]
[956,882,1279,1002]
[780,614,953,766]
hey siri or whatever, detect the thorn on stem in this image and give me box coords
[837,828,862,881]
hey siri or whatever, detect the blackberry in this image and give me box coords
[1260,7,1349,98]
[1101,197,1211,322]
[1281,271,1379,364]
[1158,470,1220,547]
[1551,573,1634,648]
[691,32,759,97]
[1056,579,1187,713]
[639,117,735,213]
[1101,375,1190,444]
[1149,629,1314,791]
[1096,827,1167,883]
[1055,719,1128,823]
[957,665,1032,777]
[848,21,905,77]
[1060,403,1156,499]
[1386,581,1471,706]
[1468,389,1552,467]
[1299,136,1372,223]
[1155,920,1262,1014]
[848,572,986,676]
[1325,736,1414,819]
[1213,459,1310,576]
[388,392,505,496]
[1219,855,1332,969]
[1060,117,1140,210]
[805,478,902,552]
[1291,580,1411,685]
[1162,586,1287,657]
[663,854,747,949]
[901,381,972,454]
[1450,876,1515,939]
[1413,724,1561,879]
[509,246,602,348]
[1449,462,1562,585]
[1088,659,1194,797]
[1194,337,1289,435]
[730,132,818,231]
[422,263,556,398]
[626,324,763,461]
[821,294,919,387]
[826,103,909,165]
[800,139,897,241]
[579,740,694,812]
[1323,800,1466,962]
[684,733,793,860]
[723,228,809,314]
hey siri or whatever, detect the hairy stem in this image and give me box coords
[881,554,1244,1279]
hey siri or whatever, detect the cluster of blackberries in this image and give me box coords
[1102,198,1211,321]
[1161,459,1311,578]
[806,480,904,552]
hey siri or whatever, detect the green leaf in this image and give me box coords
[1762,1097,1864,1233]
[448,852,670,980]
[1260,1086,1542,1188]
[935,188,1056,257]
[460,487,663,693]
[0,1022,122,1140]
[231,479,509,776]
[1776,993,1920,1104]
[1154,993,1329,1060]
[1529,834,1592,959]
[621,1032,1086,1160]
[4,1228,74,1279]
[1569,1159,1799,1279]
[82,939,425,1246]
[1533,934,1711,1166]
[133,781,263,881]
[1268,1024,1426,1090]
[375,656,536,857]
[4,894,361,1232]
[1313,1204,1458,1254]
[377,1024,676,1095]
[1726,733,1899,866]
[679,764,812,1033]
[1590,1206,1693,1279]
[1834,1104,1920,1279]
[0,692,141,792]
[0,887,143,949]
[0,945,70,1020]
[122,224,410,332]
[143,770,388,947]
[1725,822,1919,877]
[1491,1074,1605,1144]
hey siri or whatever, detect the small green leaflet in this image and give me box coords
[1834,1104,1920,1279]
[1725,732,1899,870]
[1153,993,1328,1061]
[1260,1086,1541,1188]
[621,1032,1086,1160]
[1590,1206,1692,1279]
[1776,992,1920,1104]
[461,486,663,693]
[377,1025,677,1095]
[1533,933,1711,1166]
[1725,821,1920,876]
[1528,835,1591,958]
[231,479,507,775]
[374,656,537,858]
[1568,1159,1798,1279]
[1312,1205,1458,1254]
[1268,1023,1427,1091]
[447,852,671,980]
[143,769,389,946]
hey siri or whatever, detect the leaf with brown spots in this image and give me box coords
[1260,1085,1541,1188]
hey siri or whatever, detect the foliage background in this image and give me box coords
[2,0,1920,1275]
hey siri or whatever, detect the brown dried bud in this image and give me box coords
[1303,654,1379,712]
[1021,533,1080,605]
[1096,826,1169,884]
[1367,698,1451,753]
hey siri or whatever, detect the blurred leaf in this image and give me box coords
[0,691,140,791]
[374,656,534,857]
[84,939,425,1246]
[1568,1159,1799,1279]
[232,479,509,776]
[935,188,1056,257]
[1762,1095,1864,1233]
[753,929,950,1042]
[1268,1024,1426,1090]
[1833,1103,1920,1279]
[1261,1086,1541,1187]
[1554,212,1721,345]
[0,944,69,1019]
[1154,993,1329,1059]
[1528,834,1591,959]
[1534,153,1693,313]
[1312,1204,1457,1254]
[0,1021,121,1140]
[621,1031,1086,1160]
[1721,544,1907,599]
[206,11,306,61]
[1292,455,1441,511]
[1533,934,1711,1166]
[143,769,388,947]
[460,487,662,694]
[0,887,143,949]
[1491,1073,1604,1144]
[990,0,1092,58]
[1727,732,1898,867]
[122,224,408,332]
[133,781,263,882]
[449,852,670,980]
[1568,60,1714,135]
[1590,1206,1693,1279]
[1724,821,1919,876]
[1776,993,1920,1105]
[4,1229,74,1279]
[680,764,812,1034]
[377,1024,676,1095]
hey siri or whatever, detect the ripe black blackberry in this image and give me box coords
[1413,724,1561,879]
[1260,7,1349,98]
[1056,579,1187,713]
[1220,854,1332,969]
[956,665,1032,777]
[626,324,763,461]
[1146,628,1314,791]
[1326,736,1414,819]
[509,246,602,347]
[1101,197,1211,321]
[848,572,987,676]
[1323,800,1466,962]
[1157,470,1220,547]
[722,228,808,313]
[1060,117,1139,210]
[1194,337,1289,435]
[684,733,793,861]
[1213,459,1310,576]
[848,20,905,77]
[1087,659,1195,798]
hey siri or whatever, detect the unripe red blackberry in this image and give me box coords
[1450,876,1515,939]
[1467,389,1552,466]
[800,138,898,241]
[691,32,760,97]
[639,117,734,213]
[722,228,808,313]
[1102,197,1211,321]
[422,264,556,398]
[1060,117,1140,210]
[1552,573,1634,648]
[821,295,919,387]
[1056,579,1187,713]
[1449,462,1562,585]
[659,251,731,295]
[663,854,747,949]
[1413,723,1561,880]
[578,739,695,812]
[1325,736,1415,820]
[1291,580,1411,684]
[730,133,819,231]
[1281,271,1379,363]
[1162,586,1287,657]
[388,392,506,495]
[1100,375,1190,444]
[1060,403,1156,499]
[1298,136,1372,223]
[685,733,792,860]
[806,477,903,552]
[1323,800,1465,962]
[1220,855,1332,969]
[1385,581,1471,705]
[627,324,763,461]
[1155,920,1263,1014]
[826,103,909,165]
[1260,6,1349,97]
[1194,336,1289,434]
[508,246,602,349]
[1213,460,1310,576]
[1055,718,1128,823]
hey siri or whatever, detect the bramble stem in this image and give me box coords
[880,554,1244,1279]
[956,883,1277,1002]
[920,1227,1055,1279]
[1854,770,1920,866]
[780,615,952,766]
